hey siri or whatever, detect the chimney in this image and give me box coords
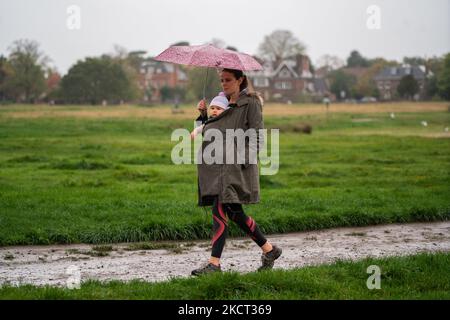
[296,54,310,76]
[303,56,310,73]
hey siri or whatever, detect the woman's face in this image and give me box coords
[220,70,243,96]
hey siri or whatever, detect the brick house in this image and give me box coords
[247,54,331,102]
[374,65,426,100]
[138,59,188,102]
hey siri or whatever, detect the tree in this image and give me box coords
[397,75,419,100]
[127,50,147,71]
[425,75,439,99]
[346,50,370,68]
[7,39,49,102]
[437,53,450,100]
[109,46,141,101]
[171,41,190,47]
[206,39,238,52]
[0,55,14,102]
[328,70,356,100]
[209,38,226,49]
[352,58,397,99]
[44,68,61,102]
[160,85,186,103]
[425,56,445,75]
[226,46,238,52]
[316,55,345,72]
[403,56,426,66]
[421,55,444,100]
[258,30,306,67]
[60,56,135,104]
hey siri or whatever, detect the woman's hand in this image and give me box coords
[197,99,207,116]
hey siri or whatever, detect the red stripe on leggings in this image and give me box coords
[212,215,225,246]
[246,217,256,232]
[217,201,228,224]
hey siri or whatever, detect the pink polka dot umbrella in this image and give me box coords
[154,44,263,98]
[154,44,262,71]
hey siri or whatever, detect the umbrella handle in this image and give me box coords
[202,68,209,100]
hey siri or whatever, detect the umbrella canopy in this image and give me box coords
[154,44,263,71]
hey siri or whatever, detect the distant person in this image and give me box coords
[172,95,182,114]
[323,96,330,108]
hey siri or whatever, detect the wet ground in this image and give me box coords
[1,221,449,287]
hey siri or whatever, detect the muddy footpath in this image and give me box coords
[1,221,449,287]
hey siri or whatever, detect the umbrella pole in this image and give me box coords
[203,68,209,100]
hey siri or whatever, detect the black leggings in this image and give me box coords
[211,196,267,258]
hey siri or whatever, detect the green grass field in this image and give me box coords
[0,103,449,245]
[1,252,448,299]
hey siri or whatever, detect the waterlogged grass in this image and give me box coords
[0,105,449,245]
[0,252,449,299]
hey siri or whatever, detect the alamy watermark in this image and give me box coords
[366,265,381,290]
[66,265,81,289]
[66,5,81,30]
[366,5,381,30]
[171,122,279,175]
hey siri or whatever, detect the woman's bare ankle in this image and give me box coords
[261,242,273,254]
[209,257,220,266]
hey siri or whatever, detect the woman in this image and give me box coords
[191,68,282,276]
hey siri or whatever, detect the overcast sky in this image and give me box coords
[1,0,449,74]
